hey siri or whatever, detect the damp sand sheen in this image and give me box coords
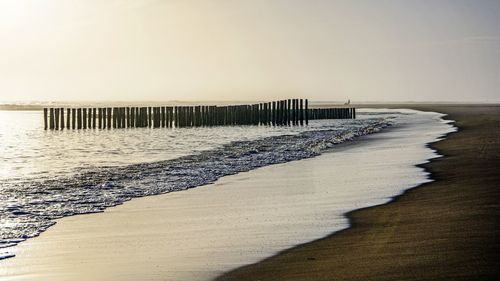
[0,109,454,281]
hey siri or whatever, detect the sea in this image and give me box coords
[0,104,454,267]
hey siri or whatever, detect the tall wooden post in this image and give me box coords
[48,108,54,130]
[82,108,87,129]
[305,99,309,125]
[77,108,82,129]
[54,108,60,130]
[43,108,48,130]
[106,108,111,129]
[60,108,65,130]
[66,108,71,129]
[99,108,103,129]
[71,109,76,129]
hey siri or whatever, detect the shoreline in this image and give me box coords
[216,105,500,281]
[0,109,451,280]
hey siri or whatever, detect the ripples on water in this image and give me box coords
[0,110,394,258]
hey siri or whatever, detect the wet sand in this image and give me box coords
[217,105,500,281]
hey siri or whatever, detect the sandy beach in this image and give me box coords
[217,105,500,281]
[0,109,452,280]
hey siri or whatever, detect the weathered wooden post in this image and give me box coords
[87,108,92,129]
[120,107,125,128]
[85,108,89,129]
[92,108,96,128]
[54,108,59,130]
[179,106,184,127]
[82,108,87,129]
[66,108,71,129]
[43,108,48,130]
[48,108,54,130]
[276,101,281,125]
[157,107,161,128]
[106,108,112,129]
[71,109,76,129]
[159,107,164,128]
[60,108,65,129]
[147,107,151,128]
[77,108,82,129]
[272,102,276,125]
[168,106,172,127]
[117,108,122,128]
[299,99,304,126]
[112,108,117,128]
[174,106,179,127]
[98,108,102,129]
[305,99,308,125]
[130,107,134,127]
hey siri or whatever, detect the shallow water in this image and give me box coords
[0,110,392,257]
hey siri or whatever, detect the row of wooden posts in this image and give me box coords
[43,99,356,130]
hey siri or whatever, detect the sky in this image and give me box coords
[0,0,499,103]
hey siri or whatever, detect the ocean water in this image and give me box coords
[0,109,456,281]
[0,109,393,259]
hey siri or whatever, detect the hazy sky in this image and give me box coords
[1,0,499,102]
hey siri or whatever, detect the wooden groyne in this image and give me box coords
[43,99,356,130]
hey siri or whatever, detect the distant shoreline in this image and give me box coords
[216,104,500,281]
[2,102,499,112]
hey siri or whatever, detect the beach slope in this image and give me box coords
[216,105,500,281]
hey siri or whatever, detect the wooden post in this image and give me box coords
[43,108,48,130]
[119,107,123,128]
[112,108,117,128]
[66,108,71,129]
[77,108,82,129]
[60,108,65,129]
[156,107,161,128]
[281,100,286,125]
[92,108,96,128]
[284,100,289,125]
[299,99,304,126]
[71,109,76,129]
[82,108,87,129]
[170,106,174,127]
[87,108,92,129]
[276,101,280,125]
[305,99,308,125]
[48,108,54,130]
[117,108,121,128]
[99,108,103,129]
[130,107,134,128]
[179,106,184,127]
[160,107,164,128]
[106,108,112,129]
[174,106,179,127]
[271,101,276,126]
[85,108,90,129]
[147,107,151,128]
[54,108,59,130]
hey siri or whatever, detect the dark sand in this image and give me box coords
[217,105,500,281]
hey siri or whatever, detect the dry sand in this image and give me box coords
[217,105,500,281]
